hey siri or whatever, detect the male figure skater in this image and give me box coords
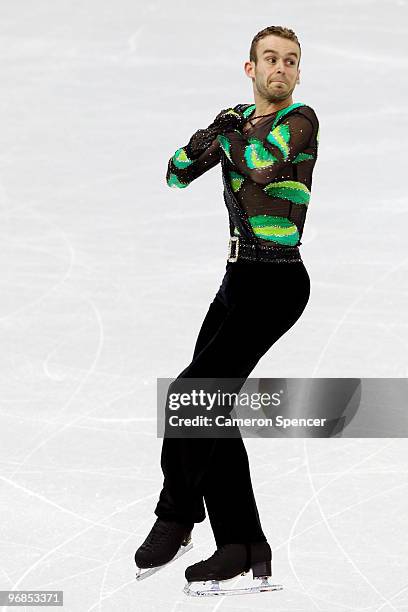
[135,25,319,596]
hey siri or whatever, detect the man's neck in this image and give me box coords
[254,96,293,117]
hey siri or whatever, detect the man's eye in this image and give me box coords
[267,58,295,64]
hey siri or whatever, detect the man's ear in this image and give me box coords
[297,69,301,84]
[244,60,255,80]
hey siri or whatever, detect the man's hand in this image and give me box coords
[184,106,245,159]
[208,107,245,134]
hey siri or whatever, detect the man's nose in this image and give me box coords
[275,59,285,73]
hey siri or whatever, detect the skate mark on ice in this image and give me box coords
[86,526,155,612]
[9,491,158,591]
[311,257,408,376]
[375,581,408,612]
[0,208,76,323]
[8,297,104,483]
[0,471,142,538]
[286,439,396,610]
[303,439,399,611]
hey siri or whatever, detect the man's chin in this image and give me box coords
[265,94,287,103]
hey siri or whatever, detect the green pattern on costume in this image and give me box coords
[217,135,232,162]
[167,173,189,189]
[225,109,241,118]
[293,152,314,164]
[165,101,319,249]
[242,102,304,125]
[244,137,279,169]
[264,180,310,205]
[229,170,245,192]
[172,147,194,169]
[240,103,308,171]
[265,123,290,159]
[242,104,256,118]
[249,215,299,246]
[271,102,306,129]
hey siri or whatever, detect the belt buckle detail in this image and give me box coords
[227,236,239,262]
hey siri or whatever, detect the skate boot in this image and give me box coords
[183,541,282,596]
[135,518,193,580]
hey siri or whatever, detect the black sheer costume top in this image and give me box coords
[166,102,319,254]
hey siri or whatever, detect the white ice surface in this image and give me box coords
[0,1,408,610]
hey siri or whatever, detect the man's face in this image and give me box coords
[247,35,300,102]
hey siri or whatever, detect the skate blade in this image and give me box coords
[183,574,283,597]
[136,541,193,581]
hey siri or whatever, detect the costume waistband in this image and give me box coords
[227,236,302,263]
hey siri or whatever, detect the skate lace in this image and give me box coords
[205,544,229,562]
[198,543,251,571]
[144,521,183,551]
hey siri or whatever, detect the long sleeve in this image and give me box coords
[166,132,222,189]
[217,112,315,186]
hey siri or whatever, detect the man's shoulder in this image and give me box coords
[289,103,319,125]
[231,103,255,115]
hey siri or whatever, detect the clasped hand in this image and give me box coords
[185,106,245,158]
[208,107,246,134]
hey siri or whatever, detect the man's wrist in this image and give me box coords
[185,126,219,158]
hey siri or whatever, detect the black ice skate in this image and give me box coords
[135,518,193,580]
[183,541,282,596]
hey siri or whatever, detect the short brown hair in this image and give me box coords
[249,26,301,65]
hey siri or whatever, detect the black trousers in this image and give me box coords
[154,259,311,547]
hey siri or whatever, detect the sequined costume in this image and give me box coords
[166,102,319,257]
[153,101,318,552]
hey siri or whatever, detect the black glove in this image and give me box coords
[184,126,219,159]
[208,107,246,133]
[184,107,245,159]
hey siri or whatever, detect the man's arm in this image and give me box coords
[165,108,244,189]
[166,135,221,189]
[217,112,317,186]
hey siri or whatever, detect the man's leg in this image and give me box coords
[155,261,310,540]
[191,296,230,361]
[154,295,231,525]
[154,297,271,529]
[201,436,267,547]
[197,262,311,544]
